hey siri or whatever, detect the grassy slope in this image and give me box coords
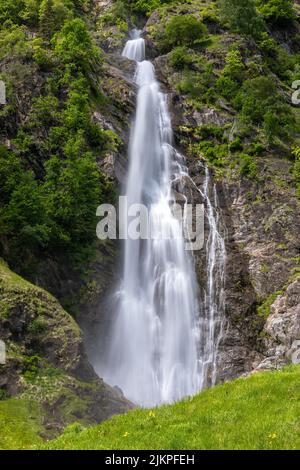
[0,399,43,450]
[40,367,300,450]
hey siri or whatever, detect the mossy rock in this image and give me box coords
[0,259,132,437]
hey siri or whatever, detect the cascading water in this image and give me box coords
[97,31,226,407]
[199,166,226,389]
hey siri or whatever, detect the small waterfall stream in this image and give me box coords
[97,31,226,407]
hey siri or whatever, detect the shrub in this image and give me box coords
[219,0,265,39]
[292,147,300,198]
[216,50,245,100]
[256,0,296,26]
[165,15,208,48]
[169,46,193,70]
[0,0,24,24]
[216,75,238,100]
[223,50,245,81]
[229,137,243,152]
[39,0,74,38]
[123,0,174,16]
[52,18,100,71]
[239,153,257,178]
[0,146,50,253]
[235,76,296,143]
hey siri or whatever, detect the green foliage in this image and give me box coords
[39,0,73,38]
[42,367,300,450]
[234,76,296,144]
[219,0,265,38]
[165,15,208,48]
[52,18,100,71]
[20,0,41,26]
[123,0,174,16]
[0,146,49,253]
[258,291,283,318]
[238,153,257,179]
[0,0,25,24]
[43,149,101,251]
[256,0,296,26]
[216,50,245,99]
[229,137,243,152]
[23,356,41,381]
[195,140,228,168]
[177,58,215,104]
[0,7,116,274]
[169,46,193,70]
[259,33,298,82]
[292,147,300,198]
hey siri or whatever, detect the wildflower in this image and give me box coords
[123,432,130,437]
[149,411,156,418]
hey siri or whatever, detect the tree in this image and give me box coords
[219,0,265,39]
[52,18,100,71]
[39,0,56,37]
[39,0,73,38]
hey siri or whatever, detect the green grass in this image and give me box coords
[40,367,300,450]
[0,399,43,450]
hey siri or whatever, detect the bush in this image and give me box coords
[239,153,257,178]
[165,15,208,48]
[39,0,74,38]
[256,0,296,26]
[292,147,300,198]
[0,146,49,253]
[0,0,24,24]
[234,76,296,143]
[219,0,265,39]
[216,50,245,99]
[229,137,243,152]
[121,0,174,16]
[169,46,193,70]
[52,18,100,71]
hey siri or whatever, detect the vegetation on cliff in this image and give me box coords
[0,0,116,282]
[0,258,131,436]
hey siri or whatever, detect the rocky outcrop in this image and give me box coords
[0,259,132,435]
[255,277,300,370]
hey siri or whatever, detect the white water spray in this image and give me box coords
[97,32,225,407]
[200,166,226,388]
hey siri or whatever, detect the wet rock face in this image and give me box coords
[141,19,300,382]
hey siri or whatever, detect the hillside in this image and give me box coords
[1,367,299,450]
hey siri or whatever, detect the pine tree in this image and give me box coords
[39,0,55,38]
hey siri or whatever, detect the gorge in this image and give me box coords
[0,0,300,449]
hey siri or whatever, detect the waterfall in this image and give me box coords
[200,166,226,389]
[96,31,226,407]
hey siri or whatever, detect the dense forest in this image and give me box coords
[0,0,300,451]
